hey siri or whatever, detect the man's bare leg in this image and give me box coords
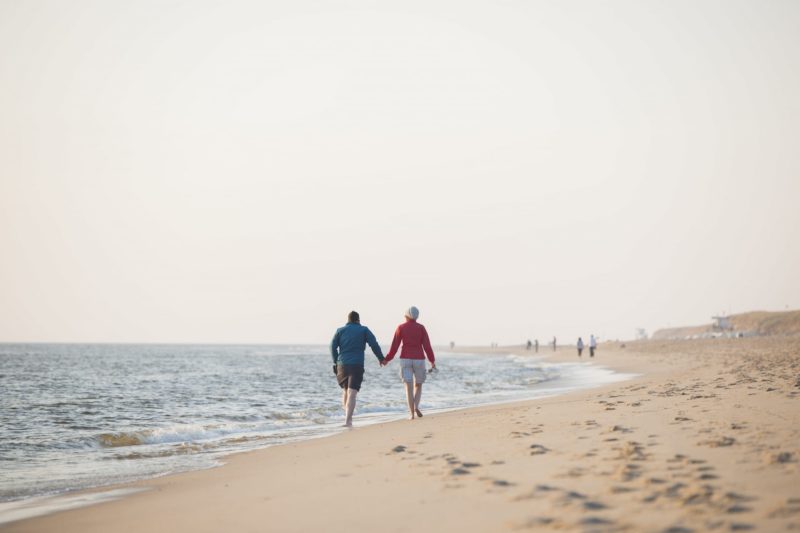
[414,384,423,418]
[404,382,415,419]
[342,388,348,412]
[344,388,358,427]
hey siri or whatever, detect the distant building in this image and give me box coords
[635,328,648,340]
[711,315,732,331]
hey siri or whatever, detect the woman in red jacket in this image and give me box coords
[381,306,437,420]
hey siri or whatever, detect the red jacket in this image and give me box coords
[384,319,435,363]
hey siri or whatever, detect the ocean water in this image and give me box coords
[0,343,632,503]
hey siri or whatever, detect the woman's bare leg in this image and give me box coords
[414,384,423,417]
[405,382,415,419]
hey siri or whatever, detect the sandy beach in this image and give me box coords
[3,337,799,532]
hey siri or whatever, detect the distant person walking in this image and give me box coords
[330,311,385,427]
[590,335,597,357]
[526,339,532,350]
[382,306,436,420]
[552,336,557,352]
[577,337,584,357]
[534,339,539,353]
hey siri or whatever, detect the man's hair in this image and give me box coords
[348,310,360,323]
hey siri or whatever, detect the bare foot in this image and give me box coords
[415,408,424,418]
[408,414,416,420]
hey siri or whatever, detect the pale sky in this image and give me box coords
[1,1,799,345]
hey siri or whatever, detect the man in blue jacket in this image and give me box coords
[331,310,385,427]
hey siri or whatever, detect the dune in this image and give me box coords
[652,309,800,340]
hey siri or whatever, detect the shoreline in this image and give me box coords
[0,347,635,524]
[3,338,799,532]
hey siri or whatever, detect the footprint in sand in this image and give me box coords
[616,441,648,461]
[767,499,800,519]
[580,516,615,527]
[763,451,794,465]
[556,489,586,505]
[724,492,757,504]
[606,425,634,434]
[642,492,660,503]
[584,419,600,428]
[613,463,642,482]
[448,460,481,476]
[583,500,608,510]
[512,516,557,529]
[698,436,736,447]
[530,444,549,455]
[559,467,588,478]
[510,484,562,502]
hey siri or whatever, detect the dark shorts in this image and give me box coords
[337,364,364,391]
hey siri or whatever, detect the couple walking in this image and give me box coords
[576,335,597,357]
[331,306,436,427]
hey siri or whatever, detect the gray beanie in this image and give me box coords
[405,306,419,320]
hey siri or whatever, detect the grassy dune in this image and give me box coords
[652,310,800,340]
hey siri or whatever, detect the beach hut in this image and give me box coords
[711,315,732,331]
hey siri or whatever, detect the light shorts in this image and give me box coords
[400,358,427,384]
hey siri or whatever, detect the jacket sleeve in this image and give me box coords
[421,326,435,364]
[330,330,341,365]
[384,326,402,363]
[365,328,384,362]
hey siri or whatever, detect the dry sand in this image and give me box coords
[3,338,800,532]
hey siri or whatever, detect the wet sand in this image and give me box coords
[3,337,799,532]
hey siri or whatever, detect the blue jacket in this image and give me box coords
[331,322,384,365]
